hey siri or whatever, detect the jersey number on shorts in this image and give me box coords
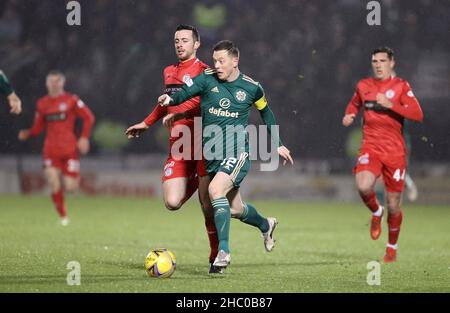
[68,159,80,173]
[393,169,406,182]
[221,157,238,171]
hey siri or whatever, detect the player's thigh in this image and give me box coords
[381,158,406,192]
[226,188,244,218]
[44,166,62,192]
[381,159,406,211]
[162,177,189,210]
[210,153,250,199]
[354,152,382,193]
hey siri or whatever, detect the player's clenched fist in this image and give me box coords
[18,129,30,141]
[77,137,90,155]
[158,94,173,106]
[376,93,393,109]
[125,121,149,139]
[8,93,22,115]
[342,113,356,127]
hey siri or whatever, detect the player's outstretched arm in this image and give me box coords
[257,104,293,166]
[125,121,149,139]
[159,72,207,107]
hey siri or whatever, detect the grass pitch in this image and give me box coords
[0,195,449,292]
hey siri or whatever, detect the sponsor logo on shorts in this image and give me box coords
[164,168,173,177]
[359,153,370,165]
[164,161,175,177]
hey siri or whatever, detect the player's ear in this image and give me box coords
[194,41,200,50]
[390,59,395,69]
[232,56,239,68]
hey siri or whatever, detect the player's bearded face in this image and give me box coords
[174,30,198,61]
[372,53,394,80]
[213,50,238,81]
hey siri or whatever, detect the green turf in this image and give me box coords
[0,195,449,292]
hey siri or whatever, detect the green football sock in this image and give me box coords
[239,203,270,233]
[211,197,231,254]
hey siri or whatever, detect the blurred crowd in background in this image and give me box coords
[0,0,449,162]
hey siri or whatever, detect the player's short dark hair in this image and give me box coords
[47,70,65,78]
[175,24,200,42]
[372,47,394,60]
[213,40,240,58]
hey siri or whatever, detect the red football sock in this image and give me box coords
[359,191,380,213]
[205,220,219,263]
[181,175,199,205]
[51,190,67,218]
[388,210,403,246]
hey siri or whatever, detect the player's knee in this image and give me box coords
[65,181,79,193]
[164,197,183,211]
[208,183,225,200]
[357,182,373,195]
[386,198,401,213]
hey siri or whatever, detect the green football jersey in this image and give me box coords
[0,70,13,96]
[171,69,270,162]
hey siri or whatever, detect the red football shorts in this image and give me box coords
[162,157,207,183]
[43,153,80,178]
[353,151,407,193]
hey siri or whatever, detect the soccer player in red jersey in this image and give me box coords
[342,47,423,263]
[1,70,22,115]
[18,71,95,226]
[126,25,220,273]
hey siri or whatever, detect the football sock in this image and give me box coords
[360,191,380,213]
[375,190,385,206]
[239,203,270,233]
[211,197,231,254]
[387,210,403,246]
[181,175,199,204]
[373,205,383,217]
[205,220,219,263]
[51,190,67,218]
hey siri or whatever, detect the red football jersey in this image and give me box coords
[144,58,208,147]
[346,76,423,159]
[29,92,95,157]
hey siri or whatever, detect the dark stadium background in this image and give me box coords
[1,0,448,162]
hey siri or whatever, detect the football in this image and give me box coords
[144,249,177,278]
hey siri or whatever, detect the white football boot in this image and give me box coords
[213,250,231,268]
[263,217,278,252]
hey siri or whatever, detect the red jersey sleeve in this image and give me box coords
[143,104,167,126]
[29,101,45,137]
[345,83,362,115]
[74,96,95,138]
[390,82,423,122]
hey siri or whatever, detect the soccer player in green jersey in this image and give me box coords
[0,70,22,115]
[158,40,293,269]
